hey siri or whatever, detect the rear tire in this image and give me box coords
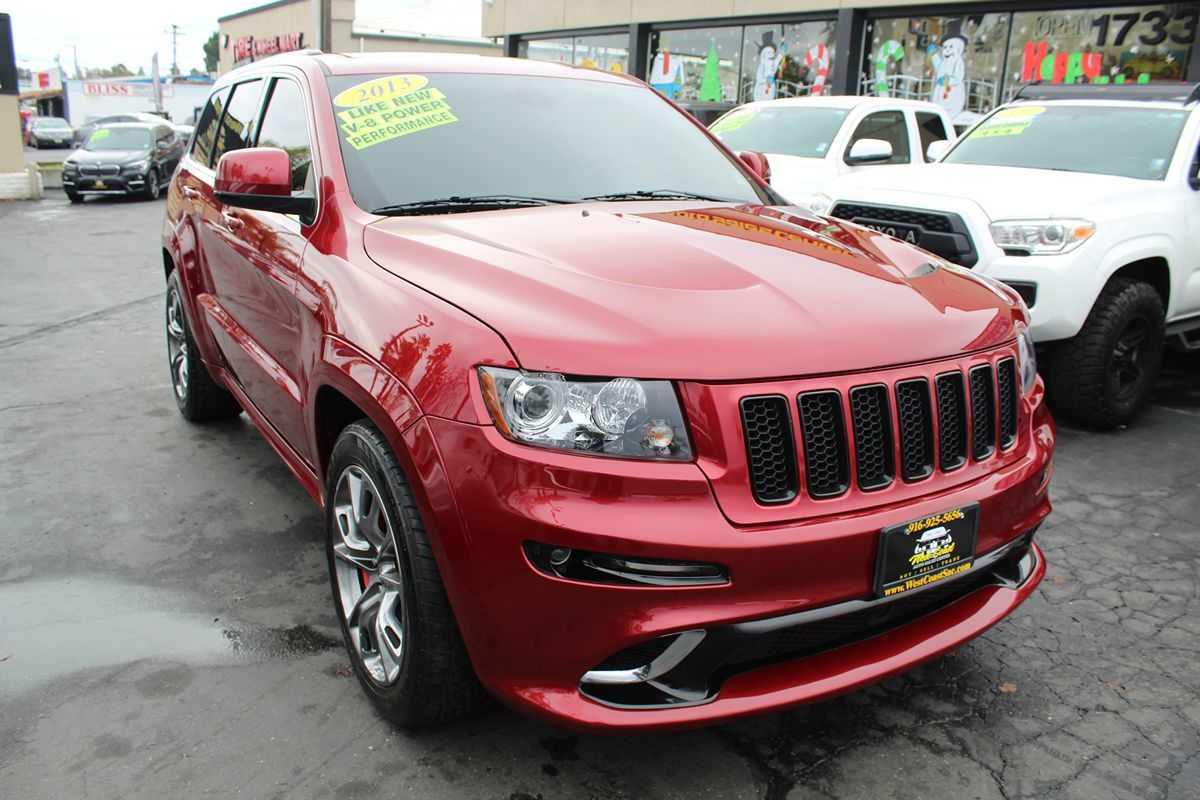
[1044,278,1165,429]
[165,270,242,421]
[325,421,488,727]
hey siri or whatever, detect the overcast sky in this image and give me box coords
[6,0,469,75]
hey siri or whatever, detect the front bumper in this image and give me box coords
[976,249,1101,343]
[415,384,1053,733]
[63,173,148,196]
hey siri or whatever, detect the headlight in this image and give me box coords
[807,192,833,216]
[62,160,78,173]
[124,160,150,173]
[990,219,1094,255]
[478,367,692,461]
[1016,324,1037,394]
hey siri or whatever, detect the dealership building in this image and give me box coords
[486,0,1200,126]
[217,0,501,74]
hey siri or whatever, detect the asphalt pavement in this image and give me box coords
[1,193,1198,800]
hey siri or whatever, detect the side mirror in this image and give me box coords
[215,147,313,215]
[1190,157,1200,190]
[925,139,952,162]
[845,138,894,165]
[736,150,771,183]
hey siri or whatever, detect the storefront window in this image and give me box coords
[573,33,628,72]
[520,34,628,72]
[519,37,574,64]
[862,14,1011,126]
[647,27,742,103]
[739,22,838,103]
[1004,6,1197,98]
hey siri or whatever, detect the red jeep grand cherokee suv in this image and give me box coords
[161,52,1053,733]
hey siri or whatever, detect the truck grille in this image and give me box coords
[741,356,1019,504]
[831,202,953,233]
[829,202,977,267]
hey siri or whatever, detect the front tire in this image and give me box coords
[66,190,83,204]
[144,168,161,200]
[1044,278,1165,429]
[165,270,242,421]
[325,422,487,727]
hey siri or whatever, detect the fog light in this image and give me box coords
[524,542,729,587]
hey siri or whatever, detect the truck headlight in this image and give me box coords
[990,219,1094,255]
[807,192,834,216]
[478,367,692,461]
[1016,324,1037,394]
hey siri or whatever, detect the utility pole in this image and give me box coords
[167,24,181,75]
[72,45,80,80]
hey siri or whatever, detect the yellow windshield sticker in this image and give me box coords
[333,75,429,108]
[974,106,1044,138]
[710,108,757,134]
[91,128,111,140]
[335,75,459,150]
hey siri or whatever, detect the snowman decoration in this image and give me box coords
[648,36,684,99]
[752,31,786,102]
[927,22,967,122]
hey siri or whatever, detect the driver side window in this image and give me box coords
[847,111,911,165]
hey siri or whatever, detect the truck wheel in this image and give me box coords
[1045,278,1164,429]
[165,270,242,421]
[325,421,489,727]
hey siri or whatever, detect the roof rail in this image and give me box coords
[1012,81,1200,104]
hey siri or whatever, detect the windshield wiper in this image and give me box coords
[581,189,737,202]
[371,195,572,216]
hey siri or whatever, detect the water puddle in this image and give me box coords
[0,577,335,696]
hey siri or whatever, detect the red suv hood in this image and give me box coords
[363,203,1019,381]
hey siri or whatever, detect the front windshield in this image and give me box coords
[944,105,1188,181]
[710,106,849,159]
[85,127,151,151]
[326,72,767,212]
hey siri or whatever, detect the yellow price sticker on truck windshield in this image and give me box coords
[974,106,1045,138]
[335,75,460,150]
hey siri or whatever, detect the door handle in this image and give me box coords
[221,211,245,232]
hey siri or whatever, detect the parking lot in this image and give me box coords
[0,193,1197,799]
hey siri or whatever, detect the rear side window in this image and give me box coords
[915,112,950,162]
[212,79,265,165]
[847,111,911,165]
[191,86,230,166]
[255,79,314,193]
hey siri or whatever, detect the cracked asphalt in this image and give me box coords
[1,195,1198,800]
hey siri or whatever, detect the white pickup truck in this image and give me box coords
[709,96,956,204]
[812,83,1200,428]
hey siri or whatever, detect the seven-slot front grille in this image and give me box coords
[741,354,1021,505]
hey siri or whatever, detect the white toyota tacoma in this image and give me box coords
[709,96,956,203]
[812,83,1200,428]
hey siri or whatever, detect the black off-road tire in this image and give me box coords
[325,421,488,727]
[1044,278,1165,429]
[165,270,242,422]
[66,190,83,204]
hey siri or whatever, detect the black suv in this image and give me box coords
[62,122,183,203]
